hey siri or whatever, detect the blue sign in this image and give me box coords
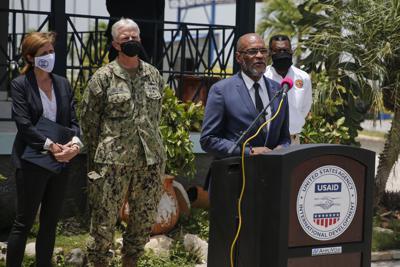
[315,183,341,193]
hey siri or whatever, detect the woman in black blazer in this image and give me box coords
[6,32,82,267]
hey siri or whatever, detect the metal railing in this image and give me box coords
[0,9,51,100]
[0,8,236,104]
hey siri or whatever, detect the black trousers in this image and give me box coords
[6,162,69,267]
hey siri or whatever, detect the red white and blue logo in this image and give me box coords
[296,165,357,241]
[313,212,340,228]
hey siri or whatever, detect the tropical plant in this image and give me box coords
[259,0,364,145]
[345,0,400,209]
[301,72,352,144]
[298,0,372,146]
[299,0,400,208]
[259,0,400,208]
[257,0,304,62]
[160,87,204,178]
[301,115,350,144]
[257,0,301,39]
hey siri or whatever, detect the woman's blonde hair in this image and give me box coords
[20,32,56,74]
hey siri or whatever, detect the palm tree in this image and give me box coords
[258,0,400,209]
[304,0,400,209]
[259,0,369,145]
[348,0,400,208]
[257,0,301,38]
[257,0,303,61]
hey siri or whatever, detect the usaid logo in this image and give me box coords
[296,165,357,241]
[38,59,49,68]
[315,183,341,193]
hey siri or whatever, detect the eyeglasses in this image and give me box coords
[239,48,269,56]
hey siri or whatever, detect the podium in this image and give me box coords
[208,144,375,267]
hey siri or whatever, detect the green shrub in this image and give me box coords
[28,222,40,238]
[301,115,350,144]
[138,241,198,267]
[21,256,36,267]
[175,209,209,241]
[160,87,204,178]
[372,215,400,251]
[372,228,400,251]
[301,72,354,144]
[72,82,86,120]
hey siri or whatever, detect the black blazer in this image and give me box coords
[10,70,80,168]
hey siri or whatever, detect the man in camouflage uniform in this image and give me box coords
[80,18,166,267]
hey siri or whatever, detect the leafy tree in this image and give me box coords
[258,0,367,145]
[301,0,400,208]
[258,0,400,208]
[341,0,400,208]
[300,0,372,146]
[257,0,302,39]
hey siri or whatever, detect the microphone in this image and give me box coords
[280,77,293,97]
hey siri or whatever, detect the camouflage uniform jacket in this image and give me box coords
[80,60,166,169]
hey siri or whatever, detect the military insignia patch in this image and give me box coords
[295,79,303,88]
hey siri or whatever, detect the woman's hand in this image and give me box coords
[53,144,80,163]
[49,143,63,154]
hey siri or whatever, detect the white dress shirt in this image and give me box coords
[39,86,57,122]
[39,86,83,150]
[264,65,312,135]
[241,71,272,130]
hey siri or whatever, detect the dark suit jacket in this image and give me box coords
[200,72,290,159]
[10,70,80,169]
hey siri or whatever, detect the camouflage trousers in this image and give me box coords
[86,163,163,265]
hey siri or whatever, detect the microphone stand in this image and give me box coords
[227,90,284,155]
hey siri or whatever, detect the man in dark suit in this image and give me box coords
[200,33,290,159]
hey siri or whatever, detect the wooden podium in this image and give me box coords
[208,144,375,267]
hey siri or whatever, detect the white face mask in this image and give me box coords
[34,53,55,73]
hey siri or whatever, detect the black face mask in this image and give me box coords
[272,52,293,71]
[120,40,142,57]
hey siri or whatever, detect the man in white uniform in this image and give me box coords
[264,34,312,144]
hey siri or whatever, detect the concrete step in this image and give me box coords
[0,100,11,120]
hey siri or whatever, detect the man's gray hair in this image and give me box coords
[111,18,141,40]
